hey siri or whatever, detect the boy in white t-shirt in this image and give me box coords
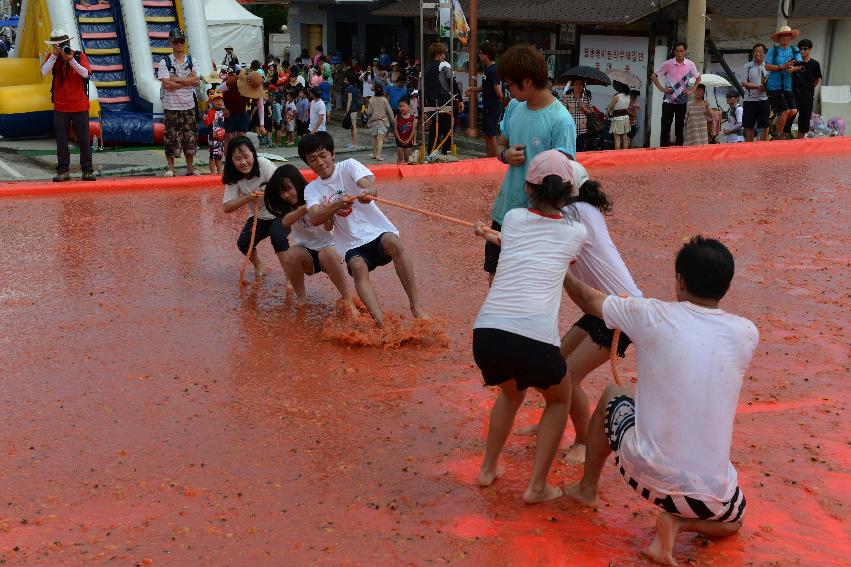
[299,132,428,326]
[563,236,758,566]
[308,86,327,134]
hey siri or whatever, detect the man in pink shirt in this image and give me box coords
[651,42,702,146]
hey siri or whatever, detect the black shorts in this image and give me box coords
[473,328,567,391]
[767,90,796,115]
[742,100,770,129]
[481,105,501,137]
[224,111,250,134]
[304,246,324,275]
[482,220,502,275]
[574,314,632,357]
[237,216,290,254]
[345,233,394,275]
[627,124,638,139]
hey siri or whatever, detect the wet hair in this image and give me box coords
[222,136,259,185]
[752,43,767,54]
[478,41,496,61]
[568,179,612,215]
[428,42,447,60]
[298,131,335,163]
[497,45,549,90]
[675,236,735,300]
[798,38,813,49]
[525,175,577,217]
[264,164,308,218]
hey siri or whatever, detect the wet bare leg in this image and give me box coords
[349,257,383,326]
[564,337,610,464]
[565,383,630,507]
[479,380,526,487]
[318,246,358,316]
[250,249,265,280]
[523,377,571,504]
[381,233,428,319]
[647,512,742,566]
[282,246,311,306]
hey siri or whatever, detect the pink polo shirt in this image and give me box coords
[655,58,701,104]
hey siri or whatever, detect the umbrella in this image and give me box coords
[606,68,642,89]
[559,65,611,86]
[689,73,731,88]
[612,80,632,95]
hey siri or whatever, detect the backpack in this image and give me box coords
[160,54,200,119]
[770,45,800,68]
[51,51,89,103]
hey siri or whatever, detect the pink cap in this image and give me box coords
[525,150,575,186]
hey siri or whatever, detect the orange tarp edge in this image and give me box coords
[2,137,849,198]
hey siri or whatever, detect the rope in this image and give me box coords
[238,200,260,288]
[369,195,500,238]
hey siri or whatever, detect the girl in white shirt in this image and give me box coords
[264,165,358,317]
[516,162,642,467]
[472,150,587,504]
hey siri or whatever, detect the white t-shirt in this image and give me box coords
[291,210,333,251]
[474,208,587,346]
[222,157,277,220]
[157,54,198,111]
[602,296,759,501]
[309,98,326,132]
[304,159,398,255]
[568,202,642,298]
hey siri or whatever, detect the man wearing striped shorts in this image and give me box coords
[562,236,759,566]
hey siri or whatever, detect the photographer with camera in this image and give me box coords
[41,29,95,182]
[764,26,802,140]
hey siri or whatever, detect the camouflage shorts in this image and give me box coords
[163,108,198,158]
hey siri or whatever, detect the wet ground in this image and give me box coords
[0,155,849,566]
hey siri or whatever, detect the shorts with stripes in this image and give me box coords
[605,395,747,523]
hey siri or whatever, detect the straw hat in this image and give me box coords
[204,71,223,84]
[770,25,800,42]
[237,69,265,99]
[45,28,73,45]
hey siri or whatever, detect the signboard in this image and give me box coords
[578,35,649,147]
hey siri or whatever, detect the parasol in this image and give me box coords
[689,74,732,88]
[606,68,642,89]
[559,66,611,86]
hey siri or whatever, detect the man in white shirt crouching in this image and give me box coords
[563,236,759,566]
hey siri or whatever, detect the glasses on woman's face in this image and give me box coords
[171,39,185,45]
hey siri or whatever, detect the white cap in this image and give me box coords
[569,161,590,196]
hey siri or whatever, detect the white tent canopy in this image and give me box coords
[204,0,264,68]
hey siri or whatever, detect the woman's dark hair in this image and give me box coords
[222,136,259,185]
[374,84,385,96]
[298,131,335,162]
[264,164,308,218]
[568,179,612,214]
[674,236,735,300]
[695,83,706,94]
[526,175,576,219]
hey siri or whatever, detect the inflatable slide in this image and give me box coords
[0,0,211,144]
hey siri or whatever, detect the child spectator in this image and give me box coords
[299,132,428,326]
[723,90,744,143]
[270,85,283,145]
[308,86,326,134]
[394,97,417,163]
[203,88,226,174]
[472,150,587,503]
[296,88,310,138]
[317,75,332,126]
[285,92,297,145]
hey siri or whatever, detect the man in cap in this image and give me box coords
[722,90,744,143]
[764,25,802,139]
[157,28,200,176]
[41,29,95,182]
[222,46,239,71]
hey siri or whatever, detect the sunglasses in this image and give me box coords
[800,47,810,51]
[171,38,185,44]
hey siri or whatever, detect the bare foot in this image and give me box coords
[646,512,681,566]
[477,466,504,487]
[523,483,563,504]
[514,424,539,436]
[343,300,358,317]
[411,304,430,319]
[564,482,599,508]
[253,262,266,281]
[294,295,308,308]
[562,443,586,465]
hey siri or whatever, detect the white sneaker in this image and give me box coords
[163,170,175,177]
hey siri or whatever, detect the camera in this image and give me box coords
[62,45,73,55]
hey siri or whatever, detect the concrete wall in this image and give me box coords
[286,3,328,61]
[827,20,851,85]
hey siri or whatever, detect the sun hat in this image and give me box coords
[225,45,234,50]
[769,25,800,42]
[45,29,73,45]
[526,150,575,186]
[237,69,265,99]
[568,160,589,197]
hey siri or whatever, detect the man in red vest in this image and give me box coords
[41,29,94,182]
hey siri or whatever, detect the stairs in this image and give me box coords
[144,0,181,74]
[74,0,132,107]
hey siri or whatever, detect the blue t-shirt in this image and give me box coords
[318,81,332,103]
[492,98,577,224]
[296,97,309,121]
[766,45,801,91]
[344,84,362,110]
[386,84,408,112]
[379,53,392,70]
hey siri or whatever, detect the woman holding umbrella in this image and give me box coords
[562,79,594,152]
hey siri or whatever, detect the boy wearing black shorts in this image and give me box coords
[300,133,428,326]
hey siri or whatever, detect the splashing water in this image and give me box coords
[321,312,448,348]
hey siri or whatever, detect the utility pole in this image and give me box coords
[686,0,707,70]
[466,0,479,138]
[776,0,789,30]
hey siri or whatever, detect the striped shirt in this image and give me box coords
[157,54,198,111]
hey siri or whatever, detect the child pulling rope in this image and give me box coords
[238,201,260,288]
